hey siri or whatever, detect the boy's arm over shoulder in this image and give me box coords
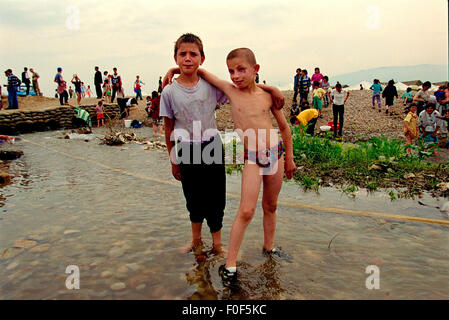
[197,68,234,96]
[256,84,285,109]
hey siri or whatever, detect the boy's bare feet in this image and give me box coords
[180,238,203,253]
[211,243,227,256]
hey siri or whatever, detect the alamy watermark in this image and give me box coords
[365,5,381,30]
[66,5,80,30]
[65,265,80,290]
[365,265,380,290]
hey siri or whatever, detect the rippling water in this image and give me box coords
[0,129,448,300]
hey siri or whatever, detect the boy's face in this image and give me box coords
[410,106,417,113]
[174,42,205,76]
[226,56,259,89]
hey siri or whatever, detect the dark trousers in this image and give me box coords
[7,87,19,109]
[333,104,344,136]
[59,90,68,105]
[24,80,30,95]
[299,90,309,103]
[95,83,102,99]
[293,89,299,102]
[306,117,317,135]
[111,86,121,103]
[177,136,226,233]
[135,89,143,100]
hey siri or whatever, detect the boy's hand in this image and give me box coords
[271,87,285,109]
[171,163,181,181]
[162,68,180,89]
[284,159,296,180]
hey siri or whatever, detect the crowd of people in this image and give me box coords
[289,67,449,151]
[291,67,350,138]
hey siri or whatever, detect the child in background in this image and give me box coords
[403,103,419,154]
[145,96,152,118]
[68,86,74,99]
[134,75,145,101]
[311,67,323,83]
[312,81,326,118]
[86,85,92,98]
[95,100,105,127]
[300,100,310,112]
[81,82,86,98]
[370,79,383,112]
[320,76,331,107]
[402,87,414,106]
[382,80,398,115]
[103,79,111,103]
[150,91,163,135]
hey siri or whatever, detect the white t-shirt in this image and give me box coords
[160,77,227,142]
[331,89,347,105]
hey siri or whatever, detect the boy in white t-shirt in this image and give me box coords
[160,34,285,254]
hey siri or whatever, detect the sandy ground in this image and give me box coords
[1,91,448,162]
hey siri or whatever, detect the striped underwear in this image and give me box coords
[244,141,285,168]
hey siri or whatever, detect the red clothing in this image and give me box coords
[151,97,160,119]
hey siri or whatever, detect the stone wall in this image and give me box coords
[0,104,120,135]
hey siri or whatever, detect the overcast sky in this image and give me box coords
[0,0,447,96]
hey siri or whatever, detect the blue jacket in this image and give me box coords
[294,74,300,91]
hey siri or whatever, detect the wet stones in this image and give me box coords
[63,230,81,236]
[13,240,37,249]
[29,244,51,253]
[0,170,11,184]
[1,247,24,259]
[110,282,126,291]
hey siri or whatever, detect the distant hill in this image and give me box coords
[330,64,448,86]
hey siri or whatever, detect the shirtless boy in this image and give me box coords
[197,48,296,286]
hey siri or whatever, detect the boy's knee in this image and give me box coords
[262,201,277,214]
[238,207,256,223]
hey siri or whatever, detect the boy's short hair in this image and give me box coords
[409,102,417,108]
[323,76,329,81]
[226,48,257,65]
[313,81,320,87]
[174,33,204,57]
[146,96,151,100]
[423,81,431,88]
[407,87,412,92]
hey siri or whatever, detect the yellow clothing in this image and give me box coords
[404,112,418,139]
[297,109,319,126]
[313,88,326,99]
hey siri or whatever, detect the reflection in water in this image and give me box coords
[186,245,219,300]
